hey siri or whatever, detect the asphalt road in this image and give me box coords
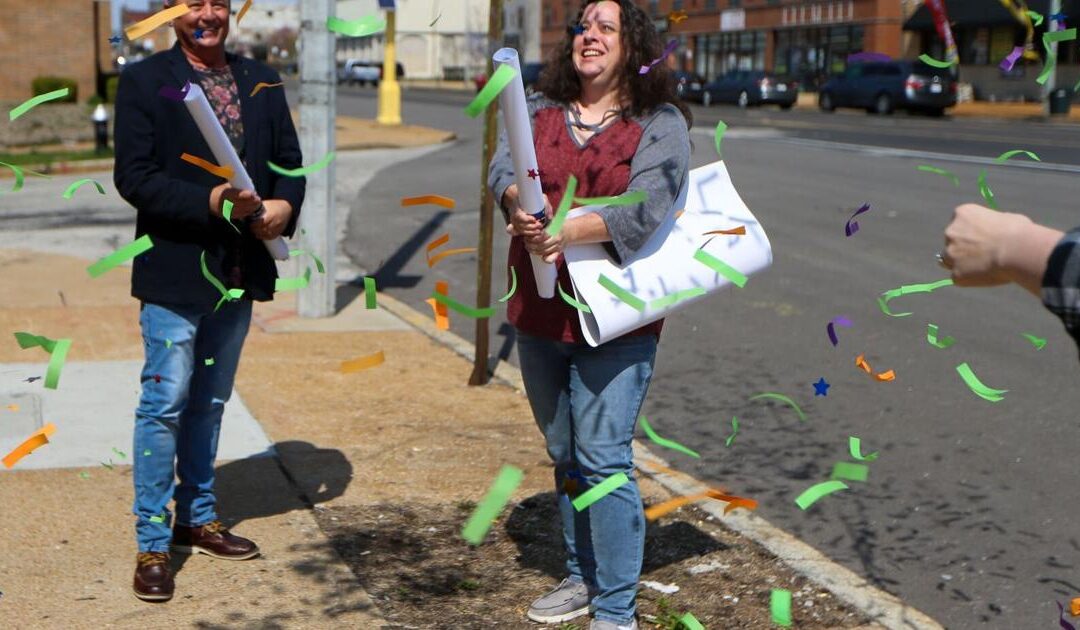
[330,84,1080,629]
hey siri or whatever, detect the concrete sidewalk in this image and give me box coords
[793,91,1080,120]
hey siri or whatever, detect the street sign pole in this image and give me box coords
[1043,0,1062,117]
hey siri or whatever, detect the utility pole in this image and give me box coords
[298,0,337,318]
[1043,0,1062,117]
[377,3,402,125]
[469,0,505,386]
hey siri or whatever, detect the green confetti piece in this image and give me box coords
[14,331,59,353]
[112,447,127,459]
[692,249,748,288]
[1027,10,1045,26]
[918,53,955,68]
[639,415,700,459]
[165,339,173,349]
[0,161,25,192]
[9,88,70,120]
[497,267,517,303]
[714,120,728,158]
[877,279,953,317]
[101,460,114,470]
[956,362,1007,402]
[204,357,215,366]
[1021,333,1046,350]
[848,436,879,462]
[995,149,1041,164]
[200,251,245,311]
[572,472,630,512]
[546,175,578,236]
[917,165,960,187]
[269,151,336,177]
[558,281,592,313]
[326,14,385,37]
[275,267,312,292]
[288,249,326,274]
[465,64,516,118]
[572,190,648,207]
[977,169,997,209]
[748,392,807,422]
[461,465,523,545]
[678,612,705,630]
[78,471,91,479]
[650,287,707,310]
[364,276,378,309]
[725,416,739,447]
[770,589,793,627]
[86,235,154,278]
[926,323,956,349]
[149,514,166,523]
[1037,29,1077,85]
[62,178,106,199]
[794,480,849,510]
[44,338,71,390]
[143,449,152,456]
[830,461,869,482]
[221,199,241,233]
[597,274,646,312]
[430,290,496,319]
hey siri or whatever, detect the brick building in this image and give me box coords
[540,0,903,89]
[0,0,112,102]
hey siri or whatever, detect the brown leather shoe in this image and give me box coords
[133,552,173,602]
[171,520,259,560]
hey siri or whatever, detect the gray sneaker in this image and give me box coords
[526,577,591,624]
[589,619,638,630]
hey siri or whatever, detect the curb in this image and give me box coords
[372,292,943,630]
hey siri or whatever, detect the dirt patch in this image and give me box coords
[315,493,874,629]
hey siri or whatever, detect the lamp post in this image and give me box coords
[377,0,402,125]
[92,104,109,154]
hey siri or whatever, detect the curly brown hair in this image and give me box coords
[535,0,692,129]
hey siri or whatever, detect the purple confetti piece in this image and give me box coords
[826,316,853,347]
[845,203,871,237]
[158,81,191,102]
[1059,602,1077,630]
[639,39,679,75]
[999,46,1024,72]
[847,52,892,64]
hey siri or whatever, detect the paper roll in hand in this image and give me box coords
[182,83,290,261]
[493,47,557,299]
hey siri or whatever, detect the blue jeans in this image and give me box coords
[132,300,252,552]
[517,332,657,625]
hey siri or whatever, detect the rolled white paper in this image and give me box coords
[182,83,290,261]
[492,47,557,299]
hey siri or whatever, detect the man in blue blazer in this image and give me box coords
[113,0,305,602]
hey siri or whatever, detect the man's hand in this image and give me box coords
[943,203,1028,287]
[210,183,261,220]
[250,199,293,240]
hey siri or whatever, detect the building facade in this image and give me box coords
[0,0,112,102]
[540,0,902,89]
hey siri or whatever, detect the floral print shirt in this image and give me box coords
[194,65,244,156]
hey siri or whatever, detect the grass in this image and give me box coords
[0,147,113,166]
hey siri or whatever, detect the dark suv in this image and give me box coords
[818,60,957,116]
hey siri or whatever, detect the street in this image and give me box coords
[329,84,1080,629]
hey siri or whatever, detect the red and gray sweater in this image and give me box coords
[488,94,690,344]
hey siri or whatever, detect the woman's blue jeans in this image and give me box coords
[517,332,657,625]
[132,300,252,552]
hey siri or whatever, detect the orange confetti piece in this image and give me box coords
[428,247,476,268]
[180,153,234,180]
[249,81,283,97]
[426,233,450,256]
[856,354,895,381]
[704,226,747,236]
[1070,597,1080,616]
[855,354,871,374]
[674,209,685,219]
[3,422,56,469]
[6,404,18,412]
[340,350,385,374]
[645,488,757,521]
[425,280,451,330]
[669,9,689,23]
[874,370,896,382]
[402,195,456,209]
[236,0,254,23]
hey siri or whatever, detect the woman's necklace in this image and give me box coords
[569,102,623,133]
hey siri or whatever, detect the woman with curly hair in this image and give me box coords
[487,1,692,628]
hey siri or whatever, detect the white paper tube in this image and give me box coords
[183,83,290,261]
[492,47,557,299]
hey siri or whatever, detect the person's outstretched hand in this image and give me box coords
[943,203,1031,287]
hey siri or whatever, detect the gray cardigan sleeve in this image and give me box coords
[596,104,690,264]
[488,94,549,221]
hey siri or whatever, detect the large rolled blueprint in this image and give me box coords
[183,83,290,261]
[492,47,556,299]
[565,161,772,347]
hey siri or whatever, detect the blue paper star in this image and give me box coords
[195,28,205,39]
[570,24,585,35]
[109,36,122,44]
[813,377,830,396]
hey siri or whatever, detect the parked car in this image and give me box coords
[474,62,545,93]
[672,71,706,103]
[701,70,797,109]
[818,60,957,116]
[337,59,381,86]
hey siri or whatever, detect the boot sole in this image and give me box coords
[526,604,590,624]
[170,544,260,561]
[132,588,172,602]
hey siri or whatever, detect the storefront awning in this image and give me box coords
[904,0,1080,30]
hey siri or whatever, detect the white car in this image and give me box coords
[337,60,380,86]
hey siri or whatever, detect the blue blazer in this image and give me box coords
[114,43,305,308]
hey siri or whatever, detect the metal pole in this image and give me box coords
[469,0,505,386]
[1043,0,1062,117]
[378,9,403,125]
[298,0,337,318]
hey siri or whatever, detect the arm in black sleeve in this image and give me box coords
[267,71,305,238]
[1042,228,1080,355]
[113,68,210,229]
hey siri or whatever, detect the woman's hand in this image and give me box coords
[505,190,553,238]
[943,203,1030,287]
[525,230,569,264]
